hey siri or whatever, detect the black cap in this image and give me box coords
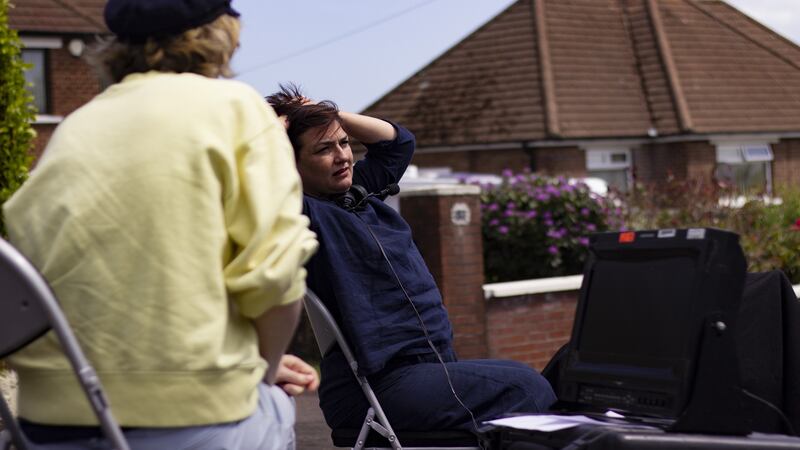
[104,0,240,41]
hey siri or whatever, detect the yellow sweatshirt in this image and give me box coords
[3,71,317,427]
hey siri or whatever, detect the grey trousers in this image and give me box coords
[25,384,296,450]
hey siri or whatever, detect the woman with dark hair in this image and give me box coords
[3,1,317,449]
[267,85,556,433]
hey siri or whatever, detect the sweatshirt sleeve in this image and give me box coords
[222,91,318,318]
[353,121,416,194]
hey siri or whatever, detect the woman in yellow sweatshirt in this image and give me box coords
[2,0,317,448]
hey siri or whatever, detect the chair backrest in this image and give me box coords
[303,290,360,373]
[303,290,481,450]
[0,240,54,359]
[0,238,130,450]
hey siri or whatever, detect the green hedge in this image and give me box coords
[624,179,800,284]
[0,0,36,236]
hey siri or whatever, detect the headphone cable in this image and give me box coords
[354,210,482,436]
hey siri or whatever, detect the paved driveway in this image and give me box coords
[295,391,336,450]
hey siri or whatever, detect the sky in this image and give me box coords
[231,0,800,113]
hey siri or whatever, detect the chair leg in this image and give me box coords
[0,430,13,450]
[0,398,27,450]
[352,407,403,450]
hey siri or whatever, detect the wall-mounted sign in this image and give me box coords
[450,202,471,226]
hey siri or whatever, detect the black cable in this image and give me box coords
[353,209,483,437]
[741,388,797,437]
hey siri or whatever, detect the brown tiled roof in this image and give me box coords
[9,0,107,34]
[366,1,545,147]
[364,0,800,146]
[662,0,800,133]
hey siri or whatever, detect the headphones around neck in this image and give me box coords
[333,183,400,212]
[333,184,369,212]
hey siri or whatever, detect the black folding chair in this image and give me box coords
[303,289,481,450]
[0,238,130,450]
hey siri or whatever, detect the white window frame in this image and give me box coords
[586,148,632,170]
[20,36,63,124]
[585,148,632,192]
[714,143,774,193]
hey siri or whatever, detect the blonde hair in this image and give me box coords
[90,14,240,84]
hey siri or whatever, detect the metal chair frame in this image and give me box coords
[303,289,480,450]
[0,238,130,450]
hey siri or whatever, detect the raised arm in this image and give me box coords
[338,111,396,144]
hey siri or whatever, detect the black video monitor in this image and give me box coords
[558,228,747,422]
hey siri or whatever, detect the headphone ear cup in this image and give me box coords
[334,184,368,211]
[349,185,368,206]
[333,191,354,210]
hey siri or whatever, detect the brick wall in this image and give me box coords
[400,185,489,359]
[532,146,586,177]
[30,124,56,162]
[412,147,531,174]
[684,140,717,182]
[412,152,471,172]
[633,142,688,182]
[469,148,531,173]
[772,138,800,189]
[486,291,577,370]
[412,146,586,177]
[49,47,100,116]
[383,138,794,191]
[400,184,576,369]
[31,45,101,159]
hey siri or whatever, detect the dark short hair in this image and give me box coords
[265,84,341,158]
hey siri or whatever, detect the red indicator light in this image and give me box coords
[619,231,635,243]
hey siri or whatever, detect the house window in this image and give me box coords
[585,148,631,192]
[714,143,773,193]
[21,49,47,113]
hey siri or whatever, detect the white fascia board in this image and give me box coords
[21,36,63,49]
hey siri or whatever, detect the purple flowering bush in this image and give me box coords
[479,169,623,282]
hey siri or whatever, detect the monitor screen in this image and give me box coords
[579,252,697,363]
[559,228,746,420]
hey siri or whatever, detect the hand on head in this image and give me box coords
[277,95,314,130]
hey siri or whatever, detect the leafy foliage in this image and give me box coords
[624,178,800,284]
[479,171,800,284]
[0,0,36,236]
[479,169,624,282]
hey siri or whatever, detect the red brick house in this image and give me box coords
[363,0,800,193]
[8,0,107,159]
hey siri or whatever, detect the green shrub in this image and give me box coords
[478,169,623,282]
[731,189,800,283]
[624,178,800,284]
[0,0,37,236]
[622,176,732,230]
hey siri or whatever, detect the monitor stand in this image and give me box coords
[670,313,750,435]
